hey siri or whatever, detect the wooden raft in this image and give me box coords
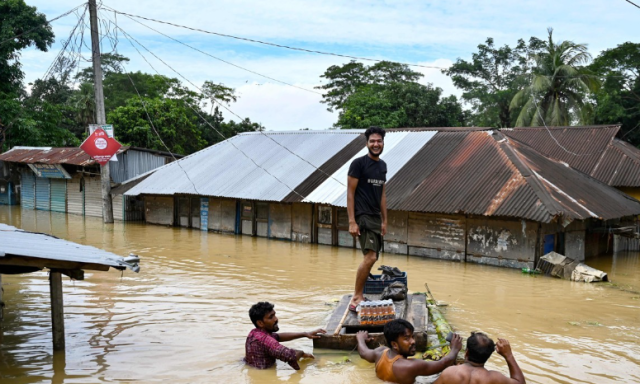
[313,293,428,351]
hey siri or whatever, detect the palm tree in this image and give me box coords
[510,29,600,126]
[70,82,96,133]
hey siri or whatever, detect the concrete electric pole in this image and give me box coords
[88,0,114,223]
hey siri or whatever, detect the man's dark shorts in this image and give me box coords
[357,215,382,259]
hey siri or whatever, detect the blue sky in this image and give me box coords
[20,0,640,130]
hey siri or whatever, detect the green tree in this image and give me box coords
[107,97,207,155]
[318,60,465,128]
[590,42,640,145]
[510,29,600,127]
[316,61,423,112]
[337,82,466,129]
[0,0,54,95]
[444,37,545,127]
[0,0,56,150]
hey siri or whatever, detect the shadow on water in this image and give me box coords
[1,205,640,384]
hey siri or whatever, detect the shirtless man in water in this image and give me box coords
[357,319,462,384]
[434,332,526,384]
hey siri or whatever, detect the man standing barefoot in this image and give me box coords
[347,126,387,311]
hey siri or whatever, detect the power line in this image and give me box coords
[624,0,640,9]
[108,19,309,199]
[113,10,322,95]
[0,3,87,46]
[103,12,346,189]
[101,6,446,70]
[41,6,88,82]
[527,76,597,157]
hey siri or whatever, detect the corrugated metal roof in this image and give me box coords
[302,131,437,206]
[0,223,139,272]
[0,146,128,166]
[502,125,640,187]
[124,128,640,223]
[392,132,551,220]
[126,130,364,200]
[512,141,640,220]
[389,130,640,222]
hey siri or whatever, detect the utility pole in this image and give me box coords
[88,0,114,223]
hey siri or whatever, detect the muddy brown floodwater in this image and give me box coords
[0,206,639,384]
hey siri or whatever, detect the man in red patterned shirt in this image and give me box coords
[245,302,326,370]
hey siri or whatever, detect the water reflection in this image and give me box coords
[1,205,639,384]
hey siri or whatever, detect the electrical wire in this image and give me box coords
[102,11,346,189]
[101,5,445,70]
[0,3,87,46]
[104,16,309,199]
[624,0,640,9]
[527,75,598,157]
[114,10,322,95]
[41,6,88,82]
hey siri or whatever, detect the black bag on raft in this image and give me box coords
[381,281,407,301]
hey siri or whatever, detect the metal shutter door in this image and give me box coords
[112,194,124,221]
[21,172,35,209]
[35,177,50,211]
[67,176,84,215]
[84,177,103,217]
[50,179,67,213]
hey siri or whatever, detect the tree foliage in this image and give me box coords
[337,82,466,129]
[443,37,545,127]
[318,60,466,128]
[510,29,600,127]
[0,0,54,95]
[590,42,640,145]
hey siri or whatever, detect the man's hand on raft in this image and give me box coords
[304,329,327,339]
[356,330,373,343]
[450,333,463,354]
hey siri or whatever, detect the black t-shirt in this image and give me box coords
[348,155,387,218]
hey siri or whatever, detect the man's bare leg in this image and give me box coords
[351,250,377,306]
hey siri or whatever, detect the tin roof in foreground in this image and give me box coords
[124,128,640,223]
[0,223,140,273]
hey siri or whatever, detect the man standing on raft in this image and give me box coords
[347,126,388,312]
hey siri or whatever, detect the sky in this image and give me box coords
[20,0,640,131]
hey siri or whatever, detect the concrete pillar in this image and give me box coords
[49,271,65,350]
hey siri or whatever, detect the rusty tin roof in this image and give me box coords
[502,125,640,187]
[0,146,128,166]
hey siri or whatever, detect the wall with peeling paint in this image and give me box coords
[467,217,538,268]
[407,212,466,261]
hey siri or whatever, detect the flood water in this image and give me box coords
[0,206,639,384]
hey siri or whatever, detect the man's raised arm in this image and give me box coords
[494,338,526,384]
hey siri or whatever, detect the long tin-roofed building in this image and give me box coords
[118,128,640,268]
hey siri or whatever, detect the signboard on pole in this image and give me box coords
[80,128,122,165]
[89,124,114,138]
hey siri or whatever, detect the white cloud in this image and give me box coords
[226,82,335,131]
[18,0,639,131]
